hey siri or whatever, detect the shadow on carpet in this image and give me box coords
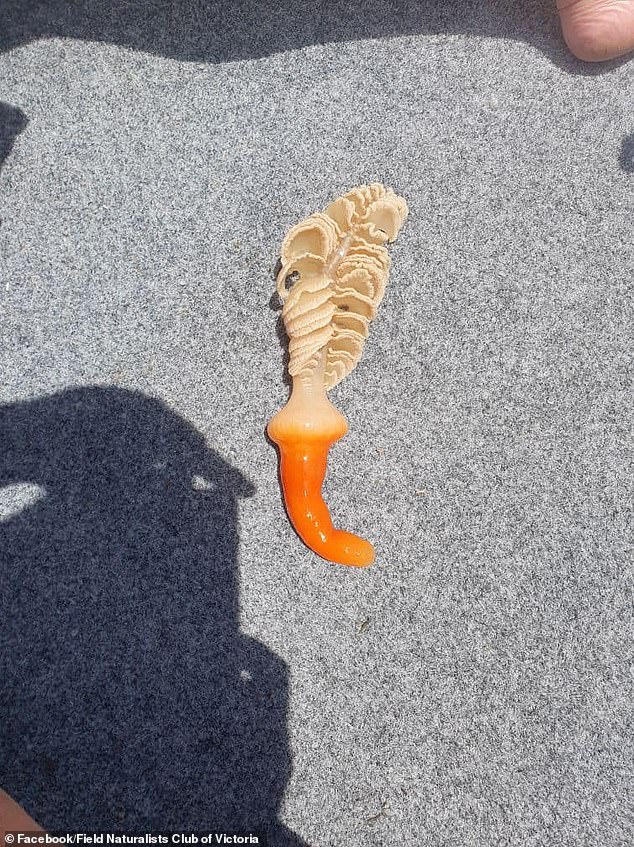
[0,0,625,73]
[0,386,307,845]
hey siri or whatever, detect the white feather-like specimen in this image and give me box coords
[276,184,408,389]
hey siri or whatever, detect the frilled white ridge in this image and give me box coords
[276,184,408,390]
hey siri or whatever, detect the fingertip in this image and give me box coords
[558,0,634,62]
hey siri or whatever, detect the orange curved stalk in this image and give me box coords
[267,369,374,568]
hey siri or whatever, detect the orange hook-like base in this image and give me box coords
[276,437,374,567]
[267,387,375,567]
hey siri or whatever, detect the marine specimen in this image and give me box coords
[267,184,408,566]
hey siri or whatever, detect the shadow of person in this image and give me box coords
[0,102,27,175]
[0,0,628,74]
[0,386,306,845]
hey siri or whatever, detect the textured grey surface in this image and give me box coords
[1,1,633,845]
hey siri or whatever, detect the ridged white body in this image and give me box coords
[276,184,408,389]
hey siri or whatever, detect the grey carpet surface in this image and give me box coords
[1,1,633,845]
